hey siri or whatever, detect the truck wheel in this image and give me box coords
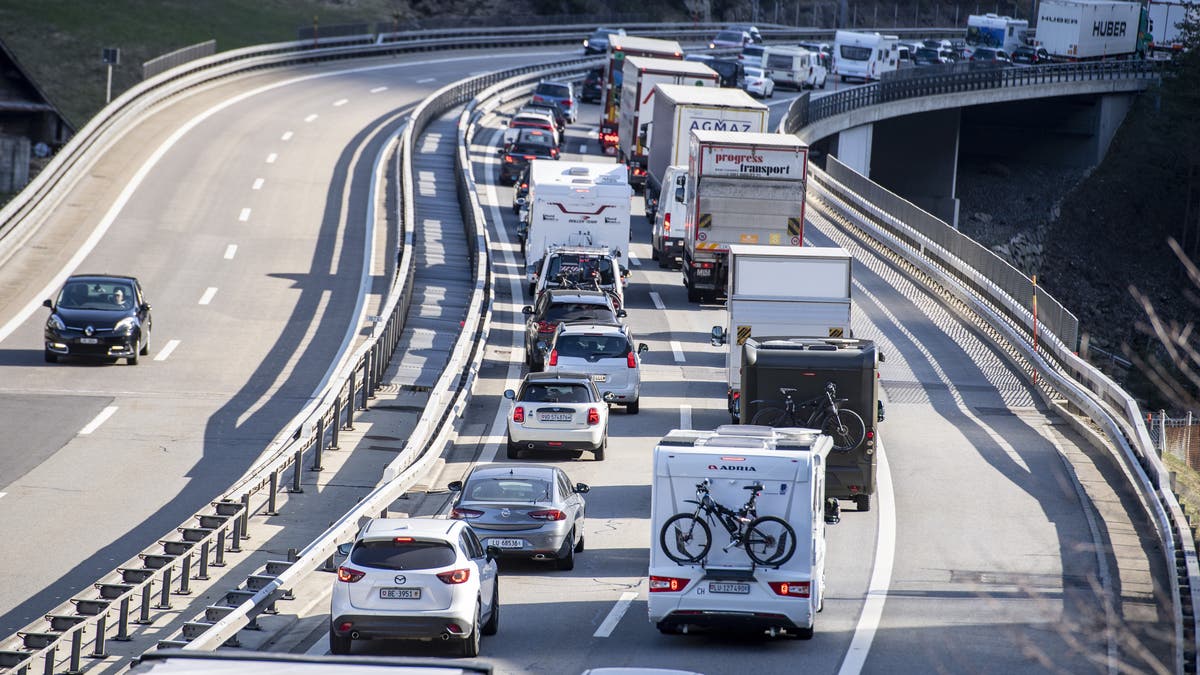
[687,286,700,303]
[854,494,871,512]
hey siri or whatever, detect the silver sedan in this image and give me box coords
[448,463,589,570]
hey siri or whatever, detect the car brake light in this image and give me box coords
[537,321,554,332]
[503,155,514,163]
[337,566,365,583]
[649,575,689,592]
[691,261,713,269]
[550,147,559,157]
[529,509,566,521]
[393,537,414,543]
[562,100,572,109]
[524,155,536,160]
[587,408,600,425]
[513,406,525,423]
[627,352,637,368]
[548,349,558,366]
[768,581,811,597]
[451,507,483,519]
[437,568,471,584]
[663,212,671,233]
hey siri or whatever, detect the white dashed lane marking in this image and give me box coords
[281,131,294,141]
[304,113,318,122]
[649,291,665,310]
[266,153,277,164]
[223,244,237,259]
[333,98,348,107]
[238,208,251,222]
[680,405,692,430]
[252,178,264,190]
[593,591,638,638]
[416,77,436,83]
[198,287,218,305]
[80,406,118,435]
[370,86,387,93]
[154,339,180,362]
[670,340,686,363]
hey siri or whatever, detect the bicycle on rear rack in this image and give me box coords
[749,381,866,452]
[659,479,796,566]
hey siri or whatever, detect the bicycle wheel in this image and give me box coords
[751,406,793,427]
[744,515,797,566]
[660,513,712,564]
[822,408,866,452]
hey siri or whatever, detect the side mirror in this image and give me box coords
[575,482,590,494]
[522,306,534,315]
[485,545,500,561]
[622,268,631,278]
[674,186,685,203]
[878,351,886,363]
[638,343,649,354]
[616,309,627,318]
[503,389,516,400]
[711,326,726,346]
[336,542,353,557]
[447,480,463,492]
[42,299,53,309]
[824,498,841,525]
[142,303,152,312]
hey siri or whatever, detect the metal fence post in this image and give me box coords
[91,613,107,658]
[198,541,210,580]
[115,596,131,641]
[348,370,360,418]
[68,630,82,674]
[156,568,173,609]
[266,470,279,516]
[240,493,251,539]
[137,582,153,624]
[331,397,342,449]
[214,528,227,567]
[291,449,304,493]
[230,517,243,554]
[178,554,192,595]
[312,416,325,471]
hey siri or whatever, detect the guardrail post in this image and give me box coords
[230,518,243,554]
[41,643,55,675]
[67,627,81,674]
[214,528,227,566]
[137,582,153,624]
[330,397,342,449]
[115,596,131,641]
[198,541,210,580]
[90,613,107,658]
[365,349,376,400]
[347,370,360,420]
[291,449,304,493]
[266,470,279,516]
[156,568,173,609]
[178,554,192,595]
[312,416,325,471]
[240,493,251,539]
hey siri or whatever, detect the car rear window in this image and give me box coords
[555,335,630,359]
[716,31,742,42]
[520,383,592,403]
[351,540,455,570]
[545,303,612,322]
[547,255,616,285]
[465,477,551,502]
[839,45,871,61]
[535,83,571,99]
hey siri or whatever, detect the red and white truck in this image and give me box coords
[618,56,719,192]
[600,35,683,154]
[677,130,809,303]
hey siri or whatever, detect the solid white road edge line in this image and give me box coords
[223,244,237,259]
[79,406,118,435]
[266,152,278,163]
[670,340,685,362]
[198,287,218,305]
[649,291,665,311]
[238,208,251,222]
[680,404,692,430]
[836,436,895,675]
[154,339,181,361]
[594,591,638,638]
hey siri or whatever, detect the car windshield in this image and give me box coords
[535,83,571,99]
[350,540,455,570]
[465,477,552,503]
[555,334,630,359]
[520,382,592,403]
[58,281,134,310]
[547,255,616,285]
[544,303,612,323]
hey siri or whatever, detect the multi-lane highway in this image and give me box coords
[0,43,1175,674]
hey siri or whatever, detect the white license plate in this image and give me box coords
[487,538,526,549]
[78,337,99,344]
[709,582,751,594]
[695,268,712,277]
[380,587,421,599]
[539,412,572,422]
[590,374,607,382]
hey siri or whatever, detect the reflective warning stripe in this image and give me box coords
[697,213,712,229]
[828,327,844,338]
[787,217,802,238]
[737,325,752,345]
[695,242,722,250]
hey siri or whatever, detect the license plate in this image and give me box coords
[539,412,572,422]
[709,582,751,594]
[78,337,99,344]
[487,538,525,549]
[380,587,421,599]
[590,374,607,382]
[695,268,712,277]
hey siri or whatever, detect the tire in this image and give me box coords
[575,531,585,553]
[506,439,520,460]
[458,603,481,657]
[329,625,352,655]
[659,513,712,564]
[657,622,682,635]
[854,494,871,512]
[127,353,139,366]
[823,408,867,452]
[593,435,606,461]
[686,285,700,303]
[481,583,499,636]
[556,531,576,570]
[751,406,793,427]
[626,400,639,415]
[44,350,57,363]
[140,335,149,356]
[744,515,797,566]
[651,245,659,261]
[794,624,815,640]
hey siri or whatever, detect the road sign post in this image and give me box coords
[102,47,120,104]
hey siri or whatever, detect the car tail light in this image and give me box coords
[337,566,365,583]
[550,147,559,157]
[513,406,525,423]
[524,155,536,161]
[562,99,572,109]
[532,94,545,103]
[548,349,558,366]
[663,212,671,233]
[451,507,483,519]
[437,568,471,584]
[768,581,811,597]
[691,261,713,269]
[587,408,600,425]
[600,131,619,146]
[627,352,637,369]
[537,321,555,332]
[649,575,689,592]
[503,155,514,163]
[529,509,566,521]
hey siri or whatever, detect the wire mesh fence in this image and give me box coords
[1150,411,1200,468]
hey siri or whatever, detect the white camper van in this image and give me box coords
[648,426,838,639]
[762,45,828,89]
[833,30,900,81]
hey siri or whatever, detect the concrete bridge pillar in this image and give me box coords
[869,108,962,227]
[834,124,874,177]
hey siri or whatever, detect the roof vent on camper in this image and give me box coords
[567,166,591,176]
[697,436,770,449]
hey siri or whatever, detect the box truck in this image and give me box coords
[738,337,885,512]
[1147,0,1197,54]
[710,245,853,419]
[600,35,683,154]
[642,84,768,223]
[649,426,839,639]
[618,56,719,192]
[523,161,632,293]
[679,130,808,303]
[1034,0,1149,60]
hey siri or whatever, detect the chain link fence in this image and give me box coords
[1151,411,1200,468]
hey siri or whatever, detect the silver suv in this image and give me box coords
[541,321,648,414]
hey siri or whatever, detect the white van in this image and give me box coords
[762,45,827,90]
[833,30,900,82]
[651,165,688,268]
[648,426,838,639]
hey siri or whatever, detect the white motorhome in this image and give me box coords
[832,30,900,81]
[524,161,632,293]
[762,45,828,89]
[648,425,838,639]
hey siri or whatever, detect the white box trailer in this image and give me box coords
[524,160,632,290]
[1147,0,1197,54]
[681,130,808,303]
[649,425,837,639]
[618,56,719,191]
[1034,0,1146,60]
[643,85,768,223]
[711,245,853,419]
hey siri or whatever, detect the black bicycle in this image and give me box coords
[750,381,867,453]
[659,480,796,566]
[552,269,622,309]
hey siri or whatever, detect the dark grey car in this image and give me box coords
[43,274,152,364]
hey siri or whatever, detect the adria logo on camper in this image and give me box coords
[708,456,757,472]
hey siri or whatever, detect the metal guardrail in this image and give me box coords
[142,40,217,81]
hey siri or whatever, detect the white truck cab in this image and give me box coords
[649,426,838,639]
